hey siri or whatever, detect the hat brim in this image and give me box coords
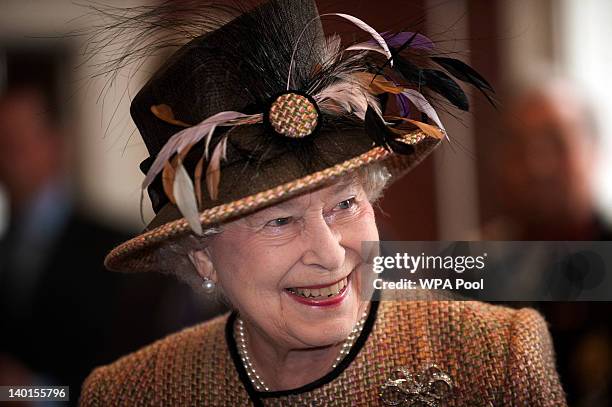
[104,130,439,273]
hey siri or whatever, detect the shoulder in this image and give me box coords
[381,299,552,354]
[428,300,554,352]
[434,299,547,332]
[377,300,566,405]
[379,296,546,336]
[79,312,230,406]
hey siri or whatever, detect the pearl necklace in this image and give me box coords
[234,307,369,392]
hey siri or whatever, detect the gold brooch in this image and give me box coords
[379,365,453,406]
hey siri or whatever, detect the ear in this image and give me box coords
[188,248,217,283]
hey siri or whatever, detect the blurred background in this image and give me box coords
[0,0,610,405]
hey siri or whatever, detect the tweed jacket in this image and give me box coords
[80,300,567,406]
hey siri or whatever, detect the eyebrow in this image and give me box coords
[249,175,359,220]
[280,176,358,210]
[331,175,359,194]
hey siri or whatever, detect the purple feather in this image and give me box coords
[395,93,411,117]
[376,31,434,50]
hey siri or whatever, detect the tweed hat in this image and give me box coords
[101,0,493,272]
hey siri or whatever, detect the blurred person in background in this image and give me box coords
[0,76,222,404]
[483,79,610,241]
[0,83,120,402]
[482,78,612,406]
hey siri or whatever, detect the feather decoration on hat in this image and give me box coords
[83,0,495,235]
[346,31,434,54]
[147,12,493,233]
[173,162,202,235]
[142,110,260,190]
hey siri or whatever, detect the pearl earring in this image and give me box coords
[202,277,216,294]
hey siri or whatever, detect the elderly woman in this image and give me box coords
[80,0,566,405]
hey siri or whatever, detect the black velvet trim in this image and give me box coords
[225,300,380,403]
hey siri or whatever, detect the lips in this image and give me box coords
[285,274,351,307]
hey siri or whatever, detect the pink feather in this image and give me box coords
[142,111,255,190]
[400,89,446,132]
[173,162,202,235]
[288,12,392,89]
[328,13,392,66]
[345,43,389,58]
[314,78,381,120]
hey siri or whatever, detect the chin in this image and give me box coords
[290,301,365,348]
[278,273,368,347]
[290,316,357,348]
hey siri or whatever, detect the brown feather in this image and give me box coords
[387,116,445,140]
[205,141,224,201]
[194,154,205,208]
[353,72,403,95]
[150,104,191,127]
[162,160,177,204]
[160,142,197,205]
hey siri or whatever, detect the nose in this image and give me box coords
[300,212,345,272]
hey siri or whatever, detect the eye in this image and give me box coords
[265,217,292,227]
[336,197,356,210]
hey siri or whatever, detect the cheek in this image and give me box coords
[338,204,379,252]
[340,206,379,295]
[210,236,299,309]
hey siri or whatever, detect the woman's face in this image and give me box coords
[206,176,379,349]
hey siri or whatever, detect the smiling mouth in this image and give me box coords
[286,276,349,300]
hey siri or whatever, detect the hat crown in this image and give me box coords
[130,0,324,212]
[131,2,322,153]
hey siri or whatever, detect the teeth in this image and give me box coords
[290,276,349,299]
